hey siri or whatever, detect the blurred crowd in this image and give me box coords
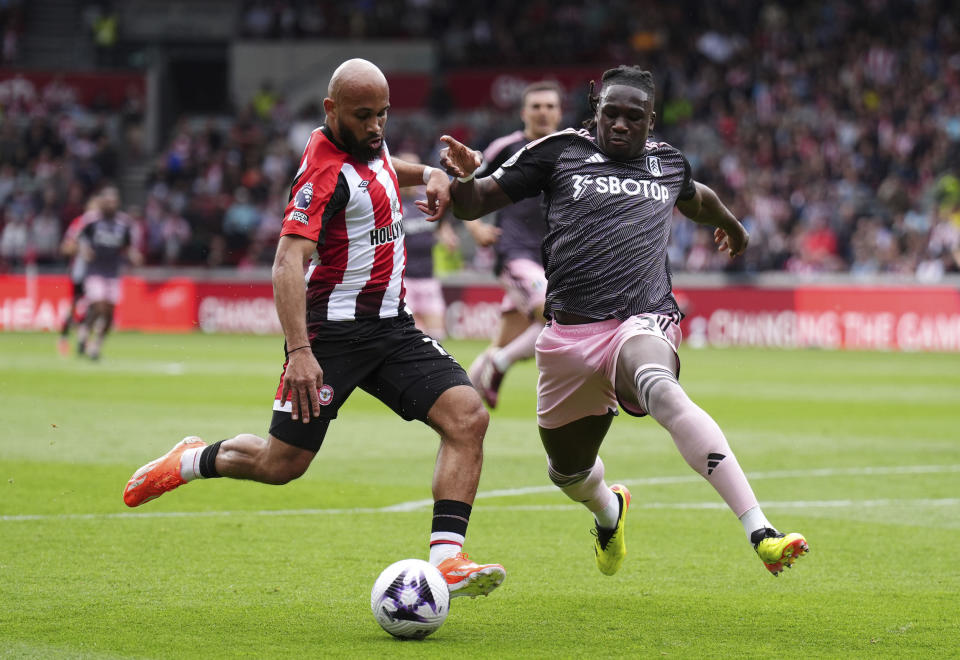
[238,0,644,68]
[0,75,142,269]
[2,0,959,279]
[0,0,23,65]
[652,0,960,280]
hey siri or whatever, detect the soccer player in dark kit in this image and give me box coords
[440,66,808,577]
[123,59,505,599]
[57,194,100,357]
[75,186,142,360]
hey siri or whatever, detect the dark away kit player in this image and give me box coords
[440,65,808,577]
[75,186,142,360]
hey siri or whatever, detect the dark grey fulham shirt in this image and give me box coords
[491,128,696,321]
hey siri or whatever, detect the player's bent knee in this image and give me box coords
[431,386,489,443]
[462,399,489,443]
[448,404,488,448]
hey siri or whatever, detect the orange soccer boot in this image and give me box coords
[122,437,206,507]
[435,552,506,599]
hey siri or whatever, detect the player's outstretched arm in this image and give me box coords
[392,156,450,222]
[676,181,749,258]
[439,135,513,220]
[272,234,323,423]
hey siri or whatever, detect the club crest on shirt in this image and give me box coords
[295,182,314,209]
[318,384,334,405]
[646,156,663,177]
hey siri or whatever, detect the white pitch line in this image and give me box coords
[445,498,960,512]
[2,464,958,523]
[381,463,960,512]
[2,498,958,523]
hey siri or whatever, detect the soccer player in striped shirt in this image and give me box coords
[441,65,808,577]
[123,59,505,599]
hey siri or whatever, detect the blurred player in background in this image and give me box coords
[122,59,506,600]
[465,81,562,408]
[76,185,142,360]
[57,193,101,356]
[441,65,808,578]
[396,150,458,340]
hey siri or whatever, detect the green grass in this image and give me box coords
[1,332,959,658]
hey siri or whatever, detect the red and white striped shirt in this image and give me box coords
[280,126,407,322]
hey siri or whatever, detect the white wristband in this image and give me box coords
[456,171,476,183]
[422,166,435,184]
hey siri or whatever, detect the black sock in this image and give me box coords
[750,527,781,545]
[431,499,472,537]
[198,440,225,479]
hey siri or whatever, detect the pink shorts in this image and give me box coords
[404,278,445,317]
[535,314,682,429]
[84,275,121,304]
[499,258,547,317]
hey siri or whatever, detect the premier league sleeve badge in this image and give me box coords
[295,182,315,210]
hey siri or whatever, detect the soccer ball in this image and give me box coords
[370,558,449,639]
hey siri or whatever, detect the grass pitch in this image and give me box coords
[1,331,959,658]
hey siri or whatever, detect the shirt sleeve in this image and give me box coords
[677,154,696,202]
[490,132,572,202]
[476,137,521,178]
[280,163,349,242]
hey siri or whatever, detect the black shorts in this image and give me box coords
[269,314,472,451]
[71,279,85,299]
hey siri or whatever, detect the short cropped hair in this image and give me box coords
[521,80,563,107]
[583,65,655,129]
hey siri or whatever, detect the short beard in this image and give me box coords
[339,127,382,162]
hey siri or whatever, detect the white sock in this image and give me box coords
[180,447,204,482]
[739,505,774,540]
[594,489,621,530]
[429,532,464,565]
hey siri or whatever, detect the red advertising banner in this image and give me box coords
[0,274,72,331]
[115,277,197,332]
[677,286,960,352]
[3,275,959,351]
[194,282,279,334]
[441,284,503,340]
